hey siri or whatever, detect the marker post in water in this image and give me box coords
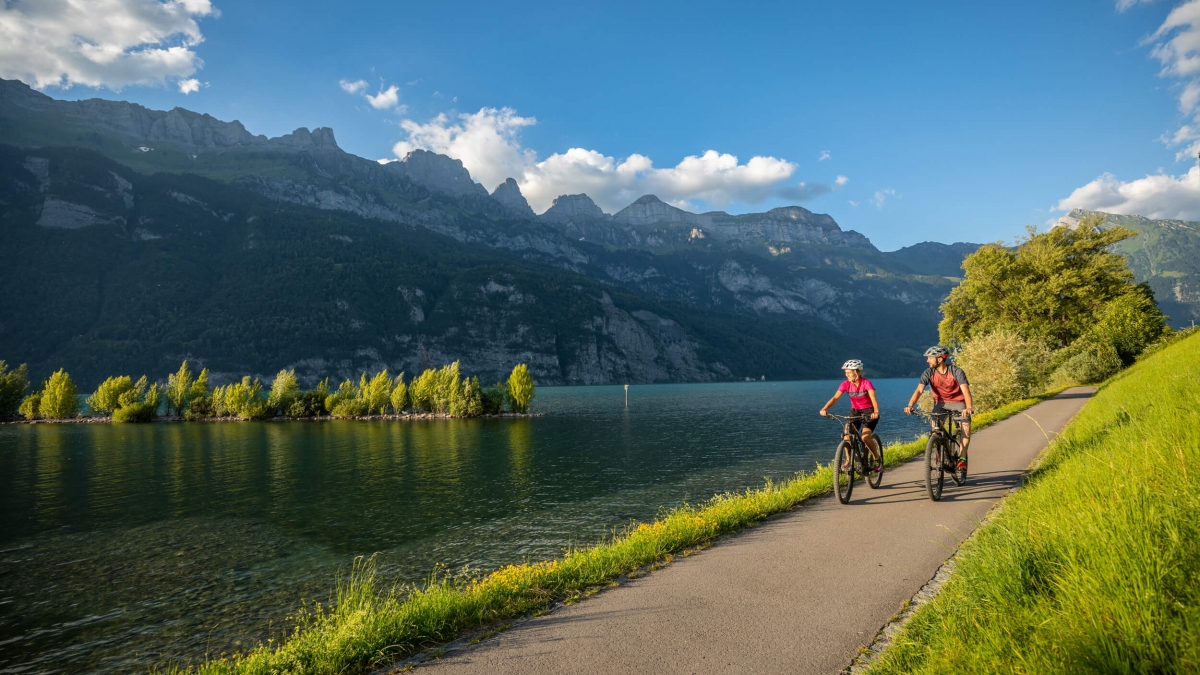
[624,383,629,408]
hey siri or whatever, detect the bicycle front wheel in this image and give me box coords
[834,441,853,504]
[924,436,944,501]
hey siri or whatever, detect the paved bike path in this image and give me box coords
[411,388,1096,675]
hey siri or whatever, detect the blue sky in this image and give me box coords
[4,0,1199,250]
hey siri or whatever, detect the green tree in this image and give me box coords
[940,217,1144,346]
[87,375,135,415]
[461,376,484,416]
[324,378,358,414]
[0,361,29,418]
[505,363,535,413]
[954,331,1053,412]
[38,369,78,419]
[390,372,408,413]
[164,361,194,416]
[1096,286,1169,364]
[190,368,210,400]
[481,382,505,414]
[268,369,300,414]
[409,368,437,412]
[361,369,392,414]
[19,391,42,420]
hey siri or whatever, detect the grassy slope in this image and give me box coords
[179,390,1065,674]
[868,333,1200,674]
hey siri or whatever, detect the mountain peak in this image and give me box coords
[632,194,665,205]
[491,177,535,218]
[541,193,609,223]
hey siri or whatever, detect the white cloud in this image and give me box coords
[848,200,859,207]
[870,188,898,209]
[393,107,537,193]
[1054,167,1200,219]
[366,84,400,109]
[0,0,216,91]
[178,77,200,94]
[340,79,367,94]
[818,150,831,161]
[391,106,841,213]
[1118,0,1157,11]
[1144,1,1200,159]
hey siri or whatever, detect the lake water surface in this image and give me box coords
[0,379,928,674]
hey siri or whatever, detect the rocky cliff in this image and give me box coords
[491,177,536,218]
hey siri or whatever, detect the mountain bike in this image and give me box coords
[824,412,884,504]
[911,407,967,501]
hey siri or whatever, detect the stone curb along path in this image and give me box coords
[406,387,1096,675]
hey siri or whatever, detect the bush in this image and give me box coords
[953,330,1052,412]
[287,391,326,418]
[505,364,535,413]
[1050,335,1123,386]
[184,395,215,420]
[1096,289,1169,364]
[0,361,29,418]
[113,401,156,423]
[481,382,505,414]
[38,369,78,419]
[330,398,368,418]
[213,376,268,419]
[87,375,134,415]
[19,391,41,420]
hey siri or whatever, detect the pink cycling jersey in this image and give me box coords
[838,378,876,411]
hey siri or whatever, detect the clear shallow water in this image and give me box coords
[0,379,927,674]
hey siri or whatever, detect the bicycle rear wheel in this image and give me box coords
[834,441,853,504]
[867,440,884,489]
[924,436,944,501]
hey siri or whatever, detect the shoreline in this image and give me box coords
[0,412,545,425]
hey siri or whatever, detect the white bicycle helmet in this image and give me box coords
[841,359,863,371]
[923,345,950,359]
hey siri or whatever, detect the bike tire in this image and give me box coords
[834,441,853,504]
[950,437,966,486]
[924,436,944,501]
[867,439,884,489]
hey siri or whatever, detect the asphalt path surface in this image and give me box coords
[412,388,1096,675]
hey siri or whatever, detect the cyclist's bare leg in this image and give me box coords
[959,421,971,457]
[860,428,880,462]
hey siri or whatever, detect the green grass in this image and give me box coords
[173,390,1064,675]
[867,332,1200,674]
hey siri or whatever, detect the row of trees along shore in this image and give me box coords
[0,361,536,422]
[934,213,1191,412]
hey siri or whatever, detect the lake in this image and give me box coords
[0,379,929,674]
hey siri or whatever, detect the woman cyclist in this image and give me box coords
[818,359,882,471]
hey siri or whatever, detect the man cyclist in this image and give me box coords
[903,346,974,472]
[819,359,882,471]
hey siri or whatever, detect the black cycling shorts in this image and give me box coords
[849,409,879,432]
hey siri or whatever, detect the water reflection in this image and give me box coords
[0,379,928,674]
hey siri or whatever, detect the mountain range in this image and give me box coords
[0,78,981,387]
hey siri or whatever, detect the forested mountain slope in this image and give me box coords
[0,78,984,385]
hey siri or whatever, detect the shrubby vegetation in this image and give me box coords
[940,215,1171,412]
[0,361,29,418]
[3,359,534,422]
[18,369,78,420]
